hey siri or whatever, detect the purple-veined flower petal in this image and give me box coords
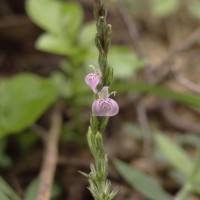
[85,73,100,93]
[92,98,119,117]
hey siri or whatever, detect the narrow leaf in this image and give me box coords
[24,179,39,200]
[0,190,10,200]
[189,148,200,184]
[154,133,192,176]
[24,178,61,200]
[114,159,169,200]
[113,82,200,108]
[0,177,21,200]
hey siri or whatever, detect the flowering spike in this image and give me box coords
[85,73,100,93]
[92,98,119,117]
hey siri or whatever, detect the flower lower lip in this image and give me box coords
[92,98,119,117]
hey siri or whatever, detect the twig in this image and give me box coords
[175,73,200,94]
[154,28,200,83]
[115,1,200,84]
[36,104,62,200]
[161,100,200,134]
[116,0,155,82]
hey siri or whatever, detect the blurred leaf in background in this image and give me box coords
[151,0,180,17]
[154,133,192,176]
[187,0,200,20]
[0,74,58,137]
[26,0,83,56]
[85,46,145,79]
[155,133,200,195]
[36,33,80,55]
[26,0,83,37]
[78,21,96,47]
[114,159,169,200]
[114,131,200,198]
[114,82,200,108]
[24,178,61,200]
[0,177,21,200]
[188,149,200,193]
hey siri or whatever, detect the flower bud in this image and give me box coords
[85,73,100,93]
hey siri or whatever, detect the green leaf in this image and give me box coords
[114,159,169,200]
[187,0,200,20]
[26,0,61,34]
[151,0,180,17]
[0,190,10,200]
[36,33,80,56]
[154,133,192,176]
[109,46,146,78]
[60,2,83,39]
[24,178,61,200]
[24,179,39,200]
[78,21,96,47]
[50,72,72,99]
[113,82,200,108]
[0,176,21,200]
[26,0,83,38]
[0,73,58,137]
[85,46,145,78]
[189,148,200,184]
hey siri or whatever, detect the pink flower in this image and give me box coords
[92,86,119,117]
[85,72,100,93]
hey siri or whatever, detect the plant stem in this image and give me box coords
[36,104,62,200]
[83,0,118,199]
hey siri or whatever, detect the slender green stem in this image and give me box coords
[83,0,118,200]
